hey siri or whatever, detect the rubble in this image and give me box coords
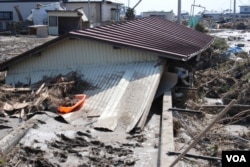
[171,30,250,166]
[0,71,93,120]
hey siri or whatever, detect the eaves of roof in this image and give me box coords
[0,17,214,72]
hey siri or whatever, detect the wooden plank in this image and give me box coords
[168,151,221,161]
[159,91,177,166]
[0,87,31,92]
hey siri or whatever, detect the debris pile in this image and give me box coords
[172,34,250,166]
[0,71,92,119]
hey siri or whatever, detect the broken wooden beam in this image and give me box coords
[0,87,31,92]
[168,108,202,114]
[201,104,250,108]
[167,151,221,161]
[35,83,45,95]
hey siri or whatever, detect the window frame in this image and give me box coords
[0,11,13,20]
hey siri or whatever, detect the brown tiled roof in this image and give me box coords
[0,17,213,71]
[70,16,213,60]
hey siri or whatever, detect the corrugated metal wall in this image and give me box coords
[6,38,159,84]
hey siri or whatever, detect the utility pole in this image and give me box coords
[190,0,196,17]
[234,0,236,29]
[177,0,182,24]
[88,0,91,24]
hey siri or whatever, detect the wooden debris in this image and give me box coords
[0,87,31,92]
[169,99,237,167]
[167,151,221,161]
[0,71,91,116]
[3,103,13,111]
[169,108,203,114]
[13,102,29,110]
[35,83,45,95]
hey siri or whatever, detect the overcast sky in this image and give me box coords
[120,0,250,15]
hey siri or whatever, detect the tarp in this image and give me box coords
[227,46,243,54]
[28,2,65,25]
[189,16,201,28]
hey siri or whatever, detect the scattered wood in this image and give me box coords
[0,71,92,115]
[206,133,250,144]
[35,83,45,95]
[195,77,218,89]
[167,151,221,161]
[3,103,13,111]
[169,108,203,114]
[201,104,250,108]
[13,102,29,110]
[219,109,250,124]
[169,99,236,167]
[0,87,31,92]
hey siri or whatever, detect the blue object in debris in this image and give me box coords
[227,46,243,54]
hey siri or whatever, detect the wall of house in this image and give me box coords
[64,3,101,25]
[6,38,160,84]
[102,2,119,22]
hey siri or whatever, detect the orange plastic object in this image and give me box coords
[58,94,86,113]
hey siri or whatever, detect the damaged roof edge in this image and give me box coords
[185,38,215,61]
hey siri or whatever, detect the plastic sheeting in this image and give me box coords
[227,46,243,54]
[28,2,65,25]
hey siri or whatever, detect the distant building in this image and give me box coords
[239,6,250,14]
[181,12,190,20]
[202,6,250,21]
[0,0,123,31]
[141,11,175,21]
[202,10,225,20]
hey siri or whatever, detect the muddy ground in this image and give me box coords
[0,31,250,167]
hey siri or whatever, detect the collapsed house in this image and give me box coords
[0,17,213,166]
[0,16,213,130]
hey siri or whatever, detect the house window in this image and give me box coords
[0,11,13,20]
[49,16,57,27]
[244,8,248,12]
